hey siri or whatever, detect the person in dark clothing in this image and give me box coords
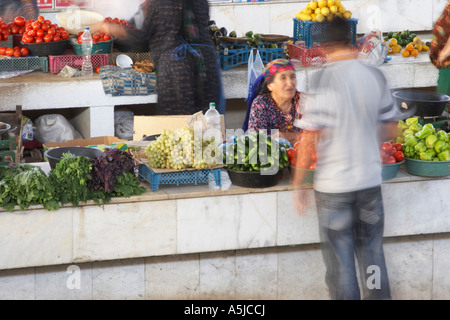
[99,0,224,116]
[0,0,39,21]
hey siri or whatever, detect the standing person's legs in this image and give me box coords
[353,186,391,300]
[315,191,360,300]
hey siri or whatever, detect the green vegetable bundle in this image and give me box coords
[0,164,59,211]
[223,130,290,173]
[400,117,450,161]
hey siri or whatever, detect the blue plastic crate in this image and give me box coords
[138,163,222,191]
[0,56,48,72]
[257,42,284,63]
[293,18,358,48]
[219,42,249,70]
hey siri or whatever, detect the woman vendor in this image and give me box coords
[98,0,224,116]
[243,59,302,146]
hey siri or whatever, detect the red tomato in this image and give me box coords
[286,148,296,159]
[31,21,41,31]
[44,20,52,26]
[384,156,396,164]
[27,29,36,37]
[20,47,29,57]
[394,143,403,152]
[96,66,101,73]
[394,151,405,163]
[93,34,101,42]
[14,16,26,27]
[22,34,33,43]
[43,34,53,42]
[35,36,44,43]
[11,26,20,34]
[47,28,55,36]
[36,29,44,38]
[1,30,10,40]
[13,49,21,57]
[103,34,111,41]
[0,22,9,30]
[0,47,6,55]
[5,47,14,57]
[77,36,82,44]
[52,35,61,42]
[60,32,69,40]
[37,16,45,23]
[25,20,33,27]
[381,142,395,155]
[41,23,49,32]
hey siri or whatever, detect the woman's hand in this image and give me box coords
[98,22,128,39]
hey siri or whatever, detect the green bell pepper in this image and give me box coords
[438,150,450,161]
[403,129,415,138]
[425,134,438,149]
[415,123,435,139]
[404,136,419,148]
[406,117,418,127]
[398,120,409,131]
[414,142,427,154]
[409,123,422,133]
[437,130,447,141]
[404,146,414,158]
[434,140,448,153]
[420,149,436,161]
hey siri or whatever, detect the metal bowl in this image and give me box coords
[392,90,450,118]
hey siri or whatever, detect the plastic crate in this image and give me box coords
[0,56,48,72]
[48,53,109,74]
[293,18,358,48]
[219,42,249,70]
[288,42,327,67]
[257,41,284,63]
[138,163,222,191]
[0,37,13,48]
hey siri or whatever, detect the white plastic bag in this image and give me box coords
[246,49,264,99]
[34,114,83,143]
[356,30,387,66]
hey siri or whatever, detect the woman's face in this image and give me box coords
[267,70,297,101]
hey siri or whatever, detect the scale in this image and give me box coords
[0,122,17,166]
[418,113,450,129]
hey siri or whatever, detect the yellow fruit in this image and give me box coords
[422,44,430,51]
[413,36,421,45]
[392,45,402,53]
[315,8,321,14]
[411,49,419,57]
[298,13,312,21]
[338,5,346,14]
[316,13,325,22]
[321,7,330,16]
[389,38,397,47]
[330,5,338,14]
[343,11,352,19]
[303,7,312,15]
[405,43,414,52]
[402,50,410,57]
[415,43,423,52]
[318,0,327,8]
[311,13,317,21]
[309,1,318,11]
[335,0,341,6]
[326,14,335,21]
[327,0,335,7]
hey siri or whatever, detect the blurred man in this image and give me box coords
[291,17,404,300]
[0,0,39,21]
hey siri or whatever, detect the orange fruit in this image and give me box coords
[402,50,410,57]
[410,49,419,57]
[405,43,414,52]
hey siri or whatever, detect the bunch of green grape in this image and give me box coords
[144,126,220,170]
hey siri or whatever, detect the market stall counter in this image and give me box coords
[0,162,449,300]
[0,52,439,140]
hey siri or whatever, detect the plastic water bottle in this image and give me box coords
[204,102,222,145]
[80,27,93,76]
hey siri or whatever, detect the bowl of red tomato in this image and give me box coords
[70,32,114,55]
[20,16,70,56]
[380,141,405,180]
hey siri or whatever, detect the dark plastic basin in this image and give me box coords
[44,147,103,169]
[392,90,450,117]
[226,168,282,188]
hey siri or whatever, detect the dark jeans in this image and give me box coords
[314,186,391,300]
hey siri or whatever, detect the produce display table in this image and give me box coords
[0,164,449,300]
[0,52,438,138]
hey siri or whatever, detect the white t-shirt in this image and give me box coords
[296,59,397,193]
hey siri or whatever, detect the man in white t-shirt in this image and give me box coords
[291,17,409,300]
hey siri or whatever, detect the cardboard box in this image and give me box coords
[133,115,225,141]
[43,136,127,154]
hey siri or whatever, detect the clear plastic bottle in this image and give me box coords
[80,27,93,76]
[204,102,222,145]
